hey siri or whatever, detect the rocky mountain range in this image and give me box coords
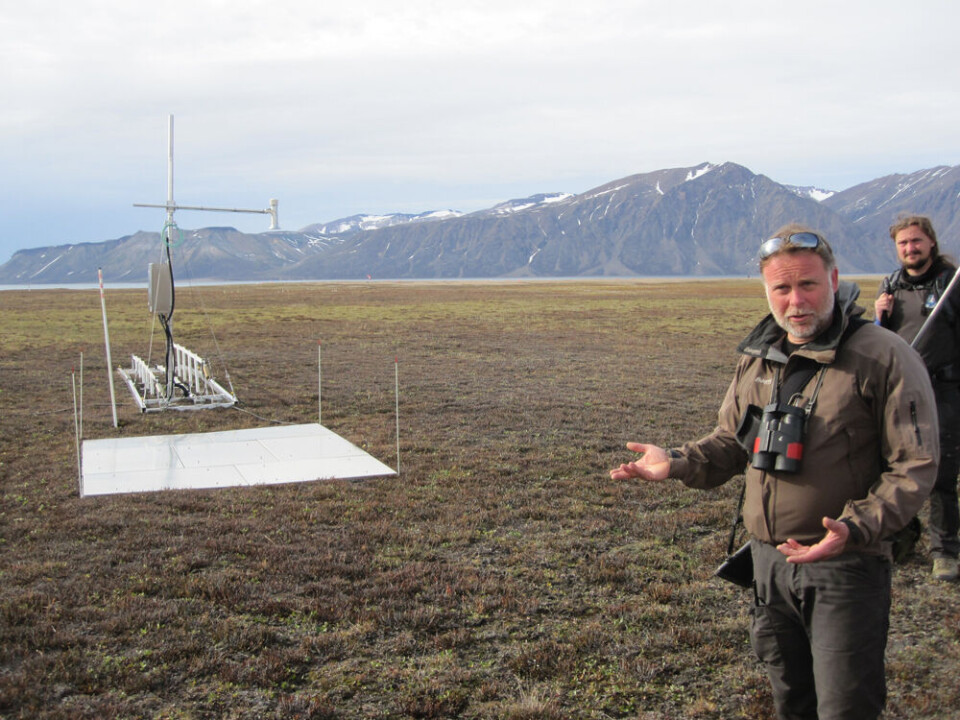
[3,161,960,284]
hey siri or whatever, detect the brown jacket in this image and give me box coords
[668,282,939,557]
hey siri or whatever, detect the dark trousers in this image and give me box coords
[929,382,960,559]
[749,540,891,720]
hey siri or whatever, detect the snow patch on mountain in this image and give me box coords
[787,185,836,202]
[301,209,463,238]
[487,193,574,216]
[685,163,716,182]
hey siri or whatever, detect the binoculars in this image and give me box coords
[736,402,806,473]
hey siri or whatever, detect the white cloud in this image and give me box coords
[1,0,960,260]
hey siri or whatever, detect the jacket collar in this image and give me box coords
[736,280,865,364]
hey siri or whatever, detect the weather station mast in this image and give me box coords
[119,114,279,412]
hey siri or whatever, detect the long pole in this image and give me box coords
[395,356,400,475]
[79,349,84,439]
[98,268,119,427]
[912,267,960,349]
[73,368,82,494]
[167,114,175,218]
[318,341,322,425]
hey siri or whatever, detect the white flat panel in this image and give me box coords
[80,424,396,497]
[235,454,396,484]
[85,465,249,495]
[174,439,277,468]
[263,434,369,460]
[81,442,184,474]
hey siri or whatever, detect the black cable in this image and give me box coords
[162,226,177,398]
[165,232,176,319]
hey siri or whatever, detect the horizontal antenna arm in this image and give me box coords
[134,198,279,229]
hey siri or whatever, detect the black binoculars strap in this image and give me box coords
[772,357,823,406]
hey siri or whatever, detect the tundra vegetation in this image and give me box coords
[1,279,958,719]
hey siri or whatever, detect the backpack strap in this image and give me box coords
[936,268,951,295]
[885,268,903,292]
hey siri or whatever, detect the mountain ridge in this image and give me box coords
[3,161,958,284]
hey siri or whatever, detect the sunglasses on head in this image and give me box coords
[759,232,823,260]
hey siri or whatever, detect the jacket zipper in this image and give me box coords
[910,401,923,446]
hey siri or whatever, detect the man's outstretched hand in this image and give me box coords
[777,517,850,563]
[609,442,671,481]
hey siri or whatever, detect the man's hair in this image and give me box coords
[889,214,939,261]
[760,223,836,271]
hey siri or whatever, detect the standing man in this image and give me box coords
[875,214,960,581]
[611,225,938,720]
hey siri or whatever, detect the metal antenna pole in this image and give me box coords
[134,115,279,228]
[165,115,176,402]
[167,114,175,222]
[121,114,278,413]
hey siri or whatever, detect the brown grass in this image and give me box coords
[1,278,957,719]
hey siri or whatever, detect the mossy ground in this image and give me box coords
[1,278,957,719]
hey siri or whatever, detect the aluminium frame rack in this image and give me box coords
[118,343,236,413]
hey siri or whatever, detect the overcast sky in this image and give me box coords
[1,0,958,263]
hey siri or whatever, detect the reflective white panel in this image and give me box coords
[80,423,396,497]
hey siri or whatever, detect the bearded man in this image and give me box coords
[611,224,938,720]
[875,214,960,580]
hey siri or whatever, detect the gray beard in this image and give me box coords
[774,292,836,341]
